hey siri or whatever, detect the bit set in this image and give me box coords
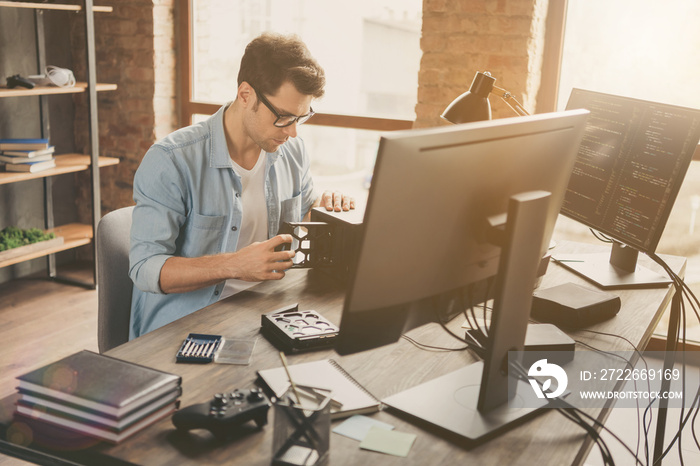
[261,303,338,353]
[176,333,222,363]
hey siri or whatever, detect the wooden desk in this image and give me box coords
[0,241,686,465]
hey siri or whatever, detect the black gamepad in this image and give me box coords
[172,388,271,437]
[6,74,35,89]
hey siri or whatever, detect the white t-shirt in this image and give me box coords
[220,151,268,300]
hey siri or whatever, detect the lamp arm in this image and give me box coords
[491,85,530,117]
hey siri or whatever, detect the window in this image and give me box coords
[181,0,421,194]
[556,0,700,111]
[551,0,700,342]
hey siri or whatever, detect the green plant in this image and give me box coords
[0,226,55,252]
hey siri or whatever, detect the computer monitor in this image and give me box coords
[558,89,700,288]
[335,109,589,441]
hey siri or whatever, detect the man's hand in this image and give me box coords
[158,235,295,294]
[231,235,295,281]
[320,190,356,212]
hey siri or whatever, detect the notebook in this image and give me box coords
[16,350,181,418]
[15,401,177,444]
[257,359,380,419]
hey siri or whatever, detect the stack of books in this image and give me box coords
[14,350,182,443]
[0,138,56,173]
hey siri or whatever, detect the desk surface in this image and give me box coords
[0,241,686,465]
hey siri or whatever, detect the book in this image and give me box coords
[257,359,380,419]
[0,146,55,158]
[0,153,54,164]
[17,386,182,428]
[0,138,50,150]
[16,350,181,418]
[3,159,56,173]
[15,400,177,444]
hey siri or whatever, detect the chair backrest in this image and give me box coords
[97,206,135,353]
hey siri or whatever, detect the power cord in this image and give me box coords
[583,229,700,465]
[573,337,654,464]
[644,253,700,465]
[27,66,76,87]
[405,301,640,465]
[46,65,76,87]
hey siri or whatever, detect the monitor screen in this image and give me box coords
[562,89,700,253]
[334,110,589,441]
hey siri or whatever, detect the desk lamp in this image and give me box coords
[441,71,529,123]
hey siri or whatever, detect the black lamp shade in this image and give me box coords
[441,72,496,124]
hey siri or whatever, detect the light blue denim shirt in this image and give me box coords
[129,103,316,338]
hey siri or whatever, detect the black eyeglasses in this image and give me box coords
[252,87,315,127]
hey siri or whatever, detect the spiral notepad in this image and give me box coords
[257,359,380,419]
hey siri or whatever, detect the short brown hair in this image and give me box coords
[238,33,325,98]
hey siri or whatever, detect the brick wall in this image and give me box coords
[70,0,177,228]
[416,0,549,128]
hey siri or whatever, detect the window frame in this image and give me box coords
[177,0,414,132]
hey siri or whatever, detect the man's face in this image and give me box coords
[244,81,314,153]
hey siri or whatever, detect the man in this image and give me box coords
[129,33,354,338]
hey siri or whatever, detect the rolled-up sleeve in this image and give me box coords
[129,145,188,294]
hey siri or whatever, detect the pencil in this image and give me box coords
[278,351,302,404]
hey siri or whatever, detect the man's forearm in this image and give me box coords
[157,235,296,294]
[158,254,234,294]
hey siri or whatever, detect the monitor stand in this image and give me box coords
[553,241,671,289]
[384,191,553,442]
[383,362,547,441]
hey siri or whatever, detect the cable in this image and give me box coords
[408,247,700,464]
[509,360,645,466]
[585,224,700,466]
[433,306,486,358]
[45,66,76,87]
[574,338,655,464]
[574,233,700,465]
[590,229,614,243]
[27,66,76,88]
[400,334,469,353]
[539,312,663,463]
[427,306,642,465]
[646,252,700,465]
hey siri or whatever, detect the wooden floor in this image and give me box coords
[0,263,97,466]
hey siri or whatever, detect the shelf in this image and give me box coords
[0,82,117,98]
[0,223,92,269]
[0,153,119,185]
[1,1,112,285]
[0,2,112,13]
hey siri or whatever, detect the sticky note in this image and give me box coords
[359,426,416,457]
[332,415,394,441]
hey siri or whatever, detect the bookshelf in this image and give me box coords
[0,2,116,287]
[0,154,119,185]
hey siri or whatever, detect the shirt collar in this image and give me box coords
[209,103,233,168]
[209,102,282,169]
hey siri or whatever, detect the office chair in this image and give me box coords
[96,206,135,353]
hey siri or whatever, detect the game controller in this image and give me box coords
[6,74,35,89]
[172,388,271,437]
